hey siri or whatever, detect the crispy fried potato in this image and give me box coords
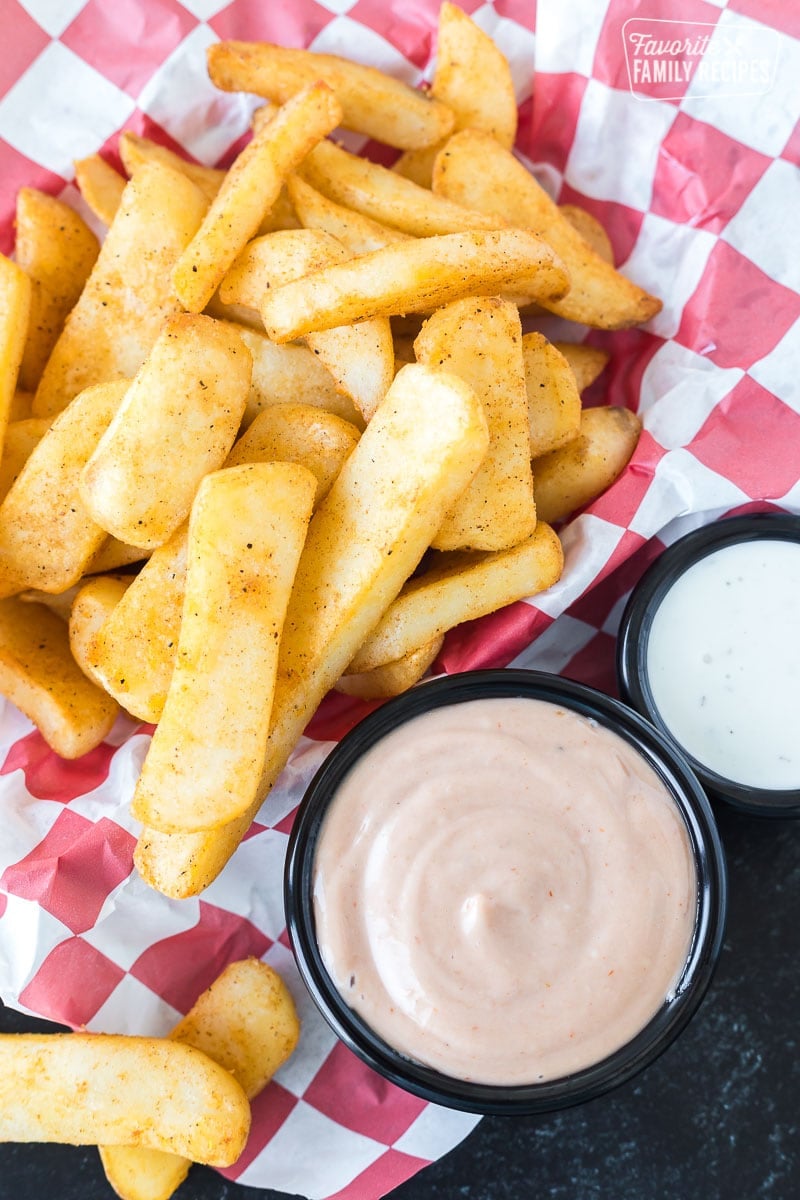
[335,635,443,700]
[433,131,662,329]
[226,403,360,504]
[415,297,535,551]
[132,462,316,833]
[532,406,642,524]
[348,523,564,673]
[0,598,118,756]
[0,417,50,503]
[173,83,342,313]
[89,522,189,722]
[299,138,502,238]
[552,341,610,393]
[15,189,100,391]
[559,205,614,265]
[286,175,411,255]
[0,381,128,597]
[119,132,225,204]
[88,407,354,725]
[230,323,364,429]
[0,1033,249,1167]
[69,575,132,687]
[80,315,251,550]
[73,154,127,226]
[221,230,394,421]
[135,362,490,896]
[207,41,454,151]
[0,256,32,449]
[522,332,582,458]
[9,390,33,421]
[33,163,209,418]
[394,2,518,188]
[261,229,569,341]
[99,958,299,1200]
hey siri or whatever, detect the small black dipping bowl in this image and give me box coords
[617,513,800,818]
[285,669,727,1115]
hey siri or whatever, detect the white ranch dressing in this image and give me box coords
[646,538,800,790]
[313,697,696,1086]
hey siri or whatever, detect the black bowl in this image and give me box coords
[285,669,727,1115]
[617,513,800,817]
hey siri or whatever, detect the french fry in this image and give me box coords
[80,315,252,550]
[0,598,118,757]
[90,405,358,723]
[0,381,128,597]
[0,1033,250,1167]
[99,958,299,1200]
[220,230,394,422]
[14,189,100,391]
[415,297,535,551]
[559,205,614,265]
[532,406,643,525]
[132,462,317,834]
[286,174,411,255]
[69,575,132,688]
[335,635,444,700]
[119,131,225,204]
[134,362,490,895]
[394,2,518,187]
[0,256,32,451]
[73,154,127,226]
[433,130,662,329]
[299,138,502,237]
[230,323,364,429]
[0,417,50,503]
[207,41,454,151]
[33,163,209,418]
[347,523,564,673]
[89,522,190,722]
[226,403,360,504]
[173,82,343,313]
[261,229,569,341]
[552,341,610,393]
[522,332,582,458]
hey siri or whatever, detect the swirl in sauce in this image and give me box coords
[313,697,697,1085]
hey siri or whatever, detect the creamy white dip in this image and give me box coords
[313,696,696,1085]
[646,538,800,790]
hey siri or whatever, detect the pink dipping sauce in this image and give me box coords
[313,697,697,1086]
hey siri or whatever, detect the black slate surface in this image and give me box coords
[1,801,798,1200]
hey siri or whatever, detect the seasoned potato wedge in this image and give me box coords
[532,406,642,524]
[335,636,444,700]
[261,229,569,341]
[15,189,99,391]
[522,333,582,458]
[415,297,535,551]
[0,598,118,757]
[0,1033,250,1167]
[348,523,564,673]
[33,163,209,418]
[73,154,127,226]
[433,130,661,329]
[207,41,454,150]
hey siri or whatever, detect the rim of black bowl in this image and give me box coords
[284,668,727,1115]
[617,512,800,818]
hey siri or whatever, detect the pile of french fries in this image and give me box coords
[1,958,300,1199]
[0,3,657,900]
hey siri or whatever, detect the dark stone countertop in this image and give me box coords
[1,801,798,1200]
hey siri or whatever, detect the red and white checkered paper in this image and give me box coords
[0,0,798,1196]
